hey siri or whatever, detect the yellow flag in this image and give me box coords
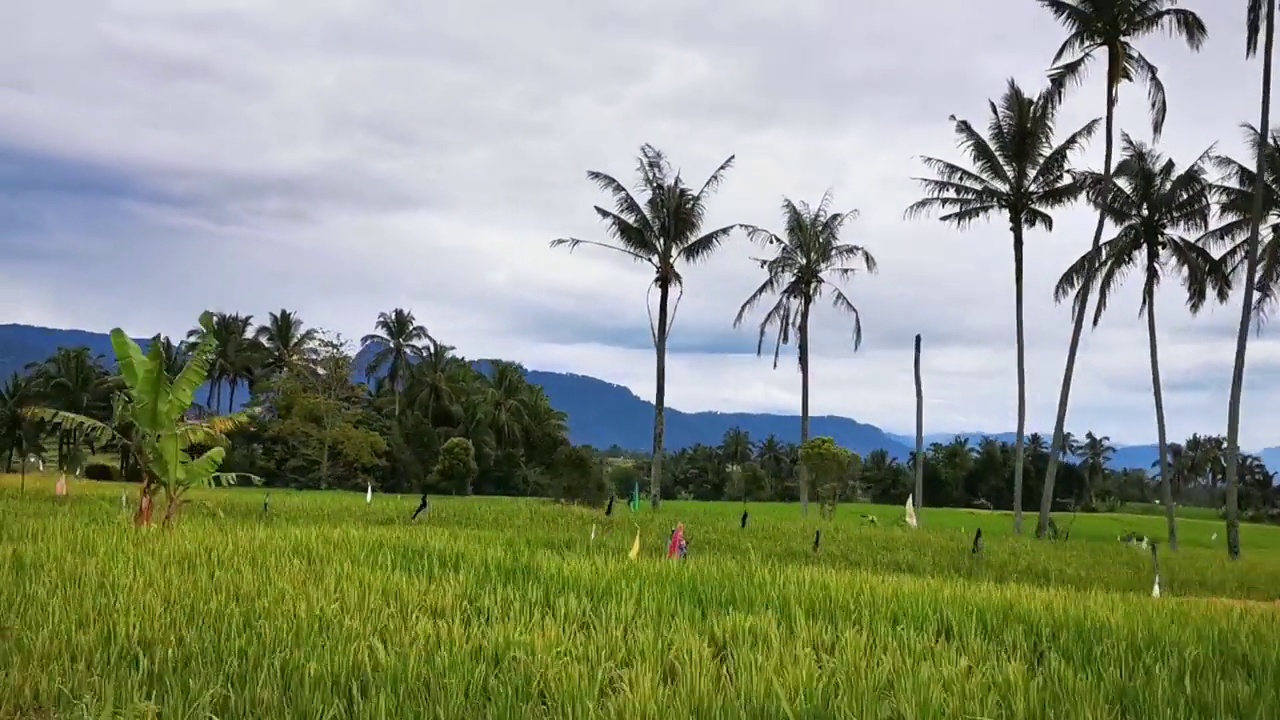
[628,529,640,560]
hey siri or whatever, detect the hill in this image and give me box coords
[3,322,1274,468]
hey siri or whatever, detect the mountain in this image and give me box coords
[0,322,1269,469]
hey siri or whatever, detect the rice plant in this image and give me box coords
[2,475,1278,719]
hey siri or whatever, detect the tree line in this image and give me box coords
[0,309,601,502]
[550,0,1278,556]
[1,306,1276,524]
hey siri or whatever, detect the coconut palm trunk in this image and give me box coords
[1012,221,1028,534]
[913,333,924,520]
[1226,0,1276,560]
[797,300,812,516]
[651,280,671,510]
[1145,271,1178,549]
[1039,79,1117,538]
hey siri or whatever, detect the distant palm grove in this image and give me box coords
[2,0,1280,556]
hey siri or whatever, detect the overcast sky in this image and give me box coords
[2,0,1278,448]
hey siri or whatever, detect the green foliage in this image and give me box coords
[24,312,254,524]
[256,333,386,490]
[604,461,644,498]
[546,445,606,506]
[82,462,119,482]
[800,437,854,517]
[432,437,477,495]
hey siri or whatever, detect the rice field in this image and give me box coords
[3,474,1280,719]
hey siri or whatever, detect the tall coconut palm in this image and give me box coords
[1217,0,1277,559]
[733,192,877,516]
[1054,137,1228,549]
[905,78,1099,534]
[1078,430,1115,505]
[186,312,257,413]
[360,308,433,417]
[255,309,319,377]
[1034,0,1208,538]
[551,144,738,509]
[0,372,34,473]
[25,347,115,470]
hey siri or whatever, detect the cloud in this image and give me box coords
[2,0,1279,449]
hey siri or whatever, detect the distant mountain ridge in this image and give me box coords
[3,322,1275,470]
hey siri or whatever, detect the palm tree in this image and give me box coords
[0,372,33,473]
[255,309,319,377]
[186,312,257,412]
[1218,0,1277,558]
[551,144,738,509]
[148,335,189,381]
[905,78,1098,534]
[734,192,877,515]
[25,347,115,470]
[1034,0,1208,539]
[1055,137,1227,550]
[360,308,433,417]
[1078,430,1115,505]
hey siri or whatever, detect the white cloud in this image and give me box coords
[2,0,1278,448]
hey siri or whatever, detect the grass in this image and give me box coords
[3,474,1279,719]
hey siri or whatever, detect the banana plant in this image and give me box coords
[26,312,258,526]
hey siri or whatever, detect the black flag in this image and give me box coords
[605,496,615,517]
[813,529,821,552]
[972,527,983,555]
[412,495,430,520]
[740,510,749,529]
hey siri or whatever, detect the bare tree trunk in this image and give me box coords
[1039,77,1117,538]
[1226,0,1275,561]
[1146,285,1178,550]
[913,333,924,523]
[798,301,812,517]
[1012,222,1028,534]
[650,282,671,510]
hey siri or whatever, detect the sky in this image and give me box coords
[1,0,1278,449]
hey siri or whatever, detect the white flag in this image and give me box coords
[905,493,918,529]
[590,524,597,543]
[366,483,373,505]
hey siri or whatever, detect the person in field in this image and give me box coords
[667,523,687,559]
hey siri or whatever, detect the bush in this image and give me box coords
[82,462,120,482]
[431,438,478,495]
[548,446,607,506]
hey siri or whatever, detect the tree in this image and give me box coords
[1217,0,1277,558]
[260,333,386,490]
[734,192,877,515]
[799,437,853,520]
[1055,137,1227,549]
[360,308,432,417]
[186,312,259,413]
[1034,0,1208,538]
[551,144,738,509]
[24,347,115,471]
[906,78,1098,534]
[1077,431,1115,506]
[255,309,319,378]
[28,312,254,526]
[0,372,34,475]
[433,436,478,496]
